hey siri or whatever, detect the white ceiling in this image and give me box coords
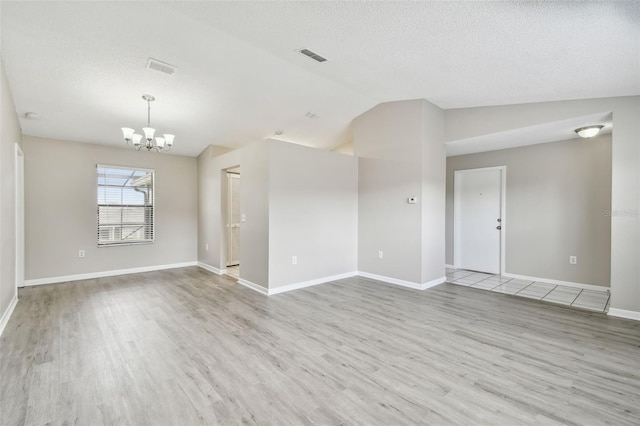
[446,112,614,156]
[1,1,638,157]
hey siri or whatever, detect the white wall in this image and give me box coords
[445,96,639,314]
[446,135,612,287]
[23,136,198,281]
[268,140,358,288]
[0,54,22,329]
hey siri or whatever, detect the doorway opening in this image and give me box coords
[15,144,24,292]
[225,167,240,278]
[453,166,506,275]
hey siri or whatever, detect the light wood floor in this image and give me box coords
[1,267,639,425]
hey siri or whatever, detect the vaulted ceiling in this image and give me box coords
[1,1,638,157]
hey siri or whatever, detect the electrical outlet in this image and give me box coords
[78,250,85,258]
[205,243,209,251]
[378,251,383,259]
[569,256,577,265]
[292,256,297,265]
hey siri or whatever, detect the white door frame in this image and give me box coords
[226,172,240,267]
[15,144,24,292]
[453,166,506,275]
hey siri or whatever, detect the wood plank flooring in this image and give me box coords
[1,267,639,425]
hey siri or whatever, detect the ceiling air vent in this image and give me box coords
[298,48,327,63]
[146,58,177,75]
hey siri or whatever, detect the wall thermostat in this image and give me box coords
[407,197,417,204]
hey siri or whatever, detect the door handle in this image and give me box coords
[496,226,502,230]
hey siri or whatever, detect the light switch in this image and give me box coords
[241,214,246,223]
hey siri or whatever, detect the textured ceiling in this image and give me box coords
[1,1,638,157]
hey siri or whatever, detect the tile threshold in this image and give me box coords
[446,269,610,314]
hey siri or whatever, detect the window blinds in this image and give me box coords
[97,165,154,246]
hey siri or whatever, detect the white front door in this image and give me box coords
[454,166,505,274]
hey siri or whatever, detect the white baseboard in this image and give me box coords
[358,272,446,290]
[502,273,609,293]
[237,278,269,295]
[269,272,358,295]
[0,294,18,337]
[608,308,640,321]
[23,261,198,286]
[197,262,225,275]
[422,276,447,289]
[445,264,454,269]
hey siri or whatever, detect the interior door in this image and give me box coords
[226,173,240,267]
[454,167,504,274]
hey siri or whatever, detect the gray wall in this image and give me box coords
[23,136,198,280]
[421,100,446,284]
[197,142,270,287]
[268,140,358,288]
[358,157,423,282]
[446,136,612,287]
[197,144,239,270]
[197,139,358,290]
[353,99,446,285]
[445,96,639,312]
[0,55,22,321]
[240,143,270,288]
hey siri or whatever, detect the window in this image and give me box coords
[97,165,154,246]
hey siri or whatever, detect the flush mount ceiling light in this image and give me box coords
[575,125,604,138]
[121,95,174,152]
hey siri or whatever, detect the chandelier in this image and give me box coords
[121,94,174,152]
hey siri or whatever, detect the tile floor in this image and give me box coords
[446,268,610,313]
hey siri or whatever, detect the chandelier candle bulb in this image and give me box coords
[121,127,134,141]
[143,127,156,141]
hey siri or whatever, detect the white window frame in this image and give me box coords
[97,164,155,247]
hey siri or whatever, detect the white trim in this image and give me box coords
[607,308,640,321]
[445,264,454,269]
[422,276,447,289]
[0,295,18,337]
[97,163,155,173]
[23,261,198,286]
[358,272,445,290]
[236,278,269,295]
[502,272,609,293]
[453,166,506,275]
[268,272,358,295]
[197,262,225,275]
